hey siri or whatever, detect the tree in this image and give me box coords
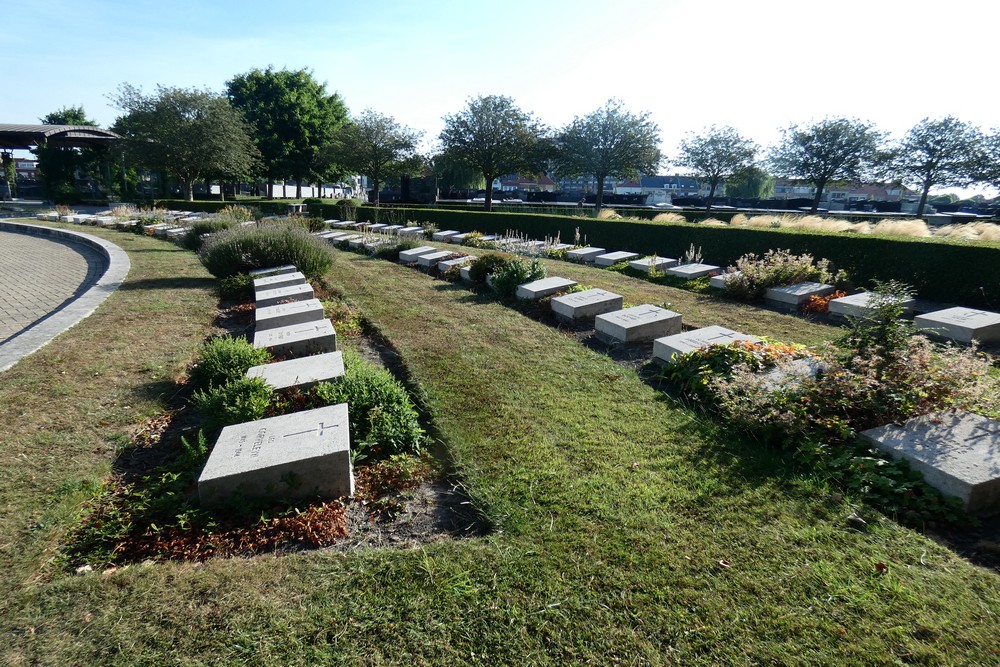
[32,106,101,202]
[439,95,545,212]
[112,84,259,201]
[323,110,422,206]
[975,130,1000,192]
[553,99,661,212]
[431,151,485,192]
[227,67,347,198]
[725,165,775,199]
[888,117,982,217]
[676,125,757,213]
[768,118,884,213]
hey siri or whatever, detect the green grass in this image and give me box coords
[0,223,997,664]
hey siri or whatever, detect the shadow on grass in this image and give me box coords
[119,277,216,292]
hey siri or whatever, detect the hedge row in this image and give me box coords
[355,206,1000,308]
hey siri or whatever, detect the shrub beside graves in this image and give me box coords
[189,337,271,390]
[723,249,849,301]
[191,377,274,434]
[198,224,333,278]
[467,253,512,284]
[182,219,237,250]
[489,257,545,299]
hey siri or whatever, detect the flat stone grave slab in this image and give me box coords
[334,234,361,244]
[860,411,1000,513]
[399,246,438,263]
[398,227,425,237]
[460,265,474,281]
[325,232,351,241]
[828,291,917,319]
[549,243,574,251]
[665,263,721,279]
[519,240,546,250]
[198,403,354,506]
[256,283,315,309]
[448,233,470,244]
[417,250,455,268]
[332,221,354,228]
[764,281,835,309]
[595,251,640,267]
[382,225,404,234]
[629,256,678,273]
[255,298,325,331]
[551,288,623,321]
[438,256,475,272]
[367,223,388,232]
[323,219,341,225]
[316,231,340,239]
[515,277,578,300]
[246,350,345,391]
[433,230,461,241]
[363,239,389,251]
[914,307,1000,344]
[709,271,740,290]
[348,237,367,249]
[254,271,306,294]
[566,246,606,263]
[595,305,682,344]
[652,325,762,364]
[253,319,337,357]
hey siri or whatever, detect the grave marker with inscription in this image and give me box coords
[566,247,607,263]
[255,298,325,332]
[665,263,720,279]
[255,283,315,309]
[551,288,623,321]
[914,307,1000,344]
[652,325,761,364]
[253,271,307,294]
[253,319,337,357]
[595,305,682,343]
[246,350,345,390]
[629,256,678,273]
[595,251,640,267]
[764,281,835,310]
[515,277,578,300]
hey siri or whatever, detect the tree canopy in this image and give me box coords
[725,165,775,199]
[32,106,101,202]
[768,118,884,213]
[888,116,982,216]
[553,99,660,211]
[676,125,757,213]
[112,84,259,201]
[324,109,422,206]
[438,95,545,211]
[227,67,346,198]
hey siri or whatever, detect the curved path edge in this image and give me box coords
[0,222,131,373]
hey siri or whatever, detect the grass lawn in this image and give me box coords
[1,224,998,665]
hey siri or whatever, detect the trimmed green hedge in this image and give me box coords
[155,199,293,216]
[355,206,1000,308]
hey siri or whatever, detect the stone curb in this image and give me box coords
[0,222,131,373]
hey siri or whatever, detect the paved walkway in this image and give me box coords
[0,223,130,372]
[0,231,105,342]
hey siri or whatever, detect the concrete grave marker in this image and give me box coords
[433,230,461,241]
[448,233,470,244]
[914,307,1000,344]
[417,251,455,268]
[398,246,438,263]
[709,271,740,290]
[828,291,917,319]
[551,288,623,321]
[398,227,425,237]
[382,225,404,235]
[246,350,345,390]
[253,319,337,357]
[861,411,1000,513]
[595,251,640,267]
[515,277,578,300]
[665,263,720,279]
[595,305,682,343]
[438,256,476,272]
[566,247,606,263]
[764,281,835,310]
[368,223,388,232]
[332,221,355,228]
[652,325,761,364]
[460,265,474,281]
[253,271,306,294]
[198,403,354,506]
[255,298,325,332]
[256,283,315,309]
[629,256,678,273]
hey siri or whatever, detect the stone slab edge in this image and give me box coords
[0,221,131,373]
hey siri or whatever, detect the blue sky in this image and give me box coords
[3,0,997,194]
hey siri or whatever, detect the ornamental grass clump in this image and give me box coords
[189,336,271,390]
[723,249,847,301]
[198,223,333,278]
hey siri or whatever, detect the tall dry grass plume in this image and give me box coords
[869,218,931,237]
[934,221,1000,242]
[596,208,620,220]
[652,212,686,223]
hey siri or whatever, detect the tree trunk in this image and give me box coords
[267,178,275,199]
[371,178,380,206]
[595,174,605,213]
[916,179,932,217]
[220,182,226,202]
[184,180,194,201]
[484,173,494,212]
[296,180,302,199]
[810,179,826,214]
[705,180,718,215]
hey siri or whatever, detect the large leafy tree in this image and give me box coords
[974,130,1000,193]
[439,95,544,212]
[676,125,757,213]
[227,67,347,198]
[725,165,775,199]
[768,118,884,213]
[112,84,259,201]
[889,116,982,216]
[554,99,661,212]
[323,109,422,206]
[32,106,101,201]
[431,151,485,192]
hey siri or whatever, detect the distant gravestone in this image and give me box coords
[828,291,917,319]
[255,298,325,332]
[417,251,456,268]
[549,243,574,251]
[253,271,306,294]
[460,265,474,281]
[332,221,354,228]
[368,223,388,232]
[198,403,354,506]
[382,225,404,234]
[764,281,835,310]
[399,246,438,263]
[438,256,475,272]
[515,277,578,300]
[595,251,640,267]
[246,350,345,390]
[398,227,425,237]
[433,230,461,241]
[914,307,1000,344]
[449,233,470,244]
[566,247,606,263]
[652,325,761,364]
[551,288,623,322]
[665,263,720,279]
[860,411,1000,513]
[348,237,368,249]
[709,271,740,290]
[253,319,337,357]
[249,264,297,278]
[256,283,315,309]
[629,256,678,273]
[595,305,682,344]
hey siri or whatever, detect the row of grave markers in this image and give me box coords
[320,222,1000,515]
[197,264,355,508]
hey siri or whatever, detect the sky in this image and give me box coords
[2,0,997,196]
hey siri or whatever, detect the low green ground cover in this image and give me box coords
[0,221,997,664]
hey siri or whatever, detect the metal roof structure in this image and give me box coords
[0,124,119,150]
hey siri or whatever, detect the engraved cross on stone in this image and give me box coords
[285,422,340,438]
